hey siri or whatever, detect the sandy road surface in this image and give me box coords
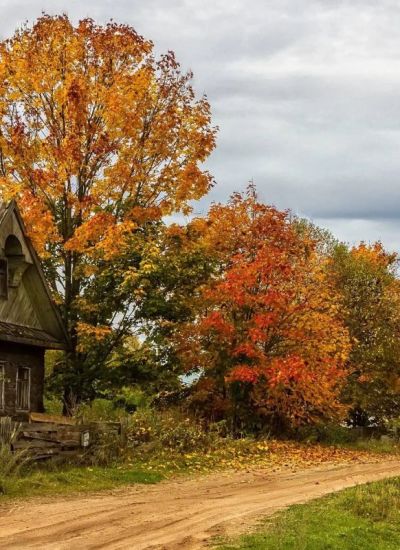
[0,461,400,550]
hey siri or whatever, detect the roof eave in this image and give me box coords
[0,333,66,350]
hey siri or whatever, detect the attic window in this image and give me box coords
[0,259,7,298]
[5,235,23,257]
[5,235,28,288]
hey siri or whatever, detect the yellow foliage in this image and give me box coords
[0,15,216,258]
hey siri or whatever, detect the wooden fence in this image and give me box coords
[9,413,123,460]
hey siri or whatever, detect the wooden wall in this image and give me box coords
[0,341,44,418]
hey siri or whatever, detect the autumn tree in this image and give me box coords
[293,218,338,258]
[331,242,400,426]
[176,189,351,433]
[134,218,217,374]
[0,15,216,410]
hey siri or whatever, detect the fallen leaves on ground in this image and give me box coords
[132,438,400,477]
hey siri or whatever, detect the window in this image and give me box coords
[0,362,5,410]
[0,259,7,298]
[5,235,26,289]
[16,367,30,411]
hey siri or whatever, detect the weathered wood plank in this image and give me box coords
[13,440,59,449]
[21,432,58,441]
[21,423,59,432]
[29,412,77,425]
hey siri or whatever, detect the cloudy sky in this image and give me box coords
[1,0,399,250]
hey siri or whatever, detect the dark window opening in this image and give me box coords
[5,235,23,257]
[0,259,7,298]
[5,235,27,289]
[16,367,30,411]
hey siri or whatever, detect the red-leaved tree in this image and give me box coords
[177,188,351,432]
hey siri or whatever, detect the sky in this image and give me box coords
[0,0,400,250]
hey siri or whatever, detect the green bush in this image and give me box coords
[387,418,400,440]
[44,397,63,416]
[294,423,360,445]
[76,398,128,422]
[76,391,150,423]
[113,387,150,412]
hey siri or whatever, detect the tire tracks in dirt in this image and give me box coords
[1,460,400,549]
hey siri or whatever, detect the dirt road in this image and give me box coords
[1,460,400,549]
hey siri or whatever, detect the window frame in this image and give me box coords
[0,362,5,410]
[16,366,31,412]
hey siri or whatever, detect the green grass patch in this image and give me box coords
[215,477,400,550]
[0,464,163,500]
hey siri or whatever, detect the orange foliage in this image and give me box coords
[76,322,112,353]
[178,189,351,427]
[0,15,216,259]
[0,15,216,363]
[351,241,397,268]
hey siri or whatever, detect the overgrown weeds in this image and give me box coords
[127,409,218,453]
[0,416,19,445]
[83,431,127,467]
[0,417,28,494]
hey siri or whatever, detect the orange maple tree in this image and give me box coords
[0,15,216,407]
[177,189,351,430]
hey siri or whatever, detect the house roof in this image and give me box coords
[0,321,65,350]
[0,201,68,350]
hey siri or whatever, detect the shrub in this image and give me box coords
[44,397,63,416]
[83,431,126,467]
[127,409,217,453]
[76,398,128,422]
[386,418,400,440]
[113,387,150,413]
[294,423,359,445]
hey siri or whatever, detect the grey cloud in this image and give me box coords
[0,0,400,249]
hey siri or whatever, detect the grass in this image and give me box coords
[0,464,163,500]
[1,418,399,503]
[215,477,400,550]
[344,438,400,455]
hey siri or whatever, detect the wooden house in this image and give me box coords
[0,201,67,419]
